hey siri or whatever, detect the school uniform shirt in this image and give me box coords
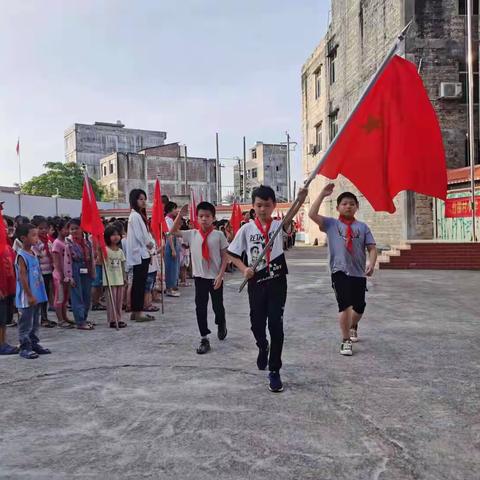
[126,210,151,267]
[180,229,228,279]
[321,217,376,277]
[15,249,48,308]
[103,247,126,287]
[227,219,288,284]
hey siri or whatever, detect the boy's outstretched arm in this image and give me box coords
[365,244,378,277]
[169,204,189,237]
[226,253,254,280]
[308,182,335,231]
[283,187,308,226]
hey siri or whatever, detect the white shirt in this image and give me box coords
[180,229,228,279]
[126,210,151,266]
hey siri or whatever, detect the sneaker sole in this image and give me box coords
[196,349,211,354]
[268,386,284,393]
[340,350,353,356]
[350,338,359,343]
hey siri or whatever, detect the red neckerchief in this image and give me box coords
[338,215,356,253]
[39,233,53,263]
[197,226,214,265]
[254,218,273,270]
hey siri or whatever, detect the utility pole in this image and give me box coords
[243,136,247,203]
[215,133,221,204]
[286,131,291,202]
[182,144,188,196]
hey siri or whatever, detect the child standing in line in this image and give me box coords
[227,185,307,393]
[32,216,56,328]
[51,219,74,328]
[144,239,160,312]
[14,224,50,359]
[64,218,96,330]
[170,202,229,354]
[164,202,181,297]
[308,183,377,356]
[103,225,127,328]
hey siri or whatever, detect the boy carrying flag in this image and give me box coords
[170,201,229,354]
[227,185,307,393]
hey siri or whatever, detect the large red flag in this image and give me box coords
[81,174,107,257]
[151,178,169,245]
[230,201,242,235]
[319,55,447,213]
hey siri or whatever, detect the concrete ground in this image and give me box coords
[1,246,479,480]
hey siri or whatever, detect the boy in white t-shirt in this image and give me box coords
[170,202,229,354]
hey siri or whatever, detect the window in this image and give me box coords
[252,168,258,179]
[251,149,257,159]
[103,165,107,177]
[276,185,280,192]
[327,38,338,85]
[329,109,339,141]
[315,122,323,153]
[314,66,322,99]
[459,0,479,15]
[459,57,479,104]
[276,165,281,172]
[109,162,114,174]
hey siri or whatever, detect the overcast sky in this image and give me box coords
[0,0,329,196]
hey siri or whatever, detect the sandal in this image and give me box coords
[59,321,75,329]
[91,304,106,311]
[110,321,127,328]
[144,306,160,312]
[41,320,57,328]
[77,324,94,330]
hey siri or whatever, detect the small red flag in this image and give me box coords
[319,55,447,213]
[229,201,242,235]
[81,174,107,257]
[189,189,199,228]
[16,139,20,156]
[151,178,169,245]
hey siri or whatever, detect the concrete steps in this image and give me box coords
[378,242,480,270]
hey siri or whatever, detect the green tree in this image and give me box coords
[21,162,105,200]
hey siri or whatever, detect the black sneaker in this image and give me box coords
[268,371,283,393]
[196,338,211,355]
[32,344,52,355]
[257,344,269,370]
[217,322,227,341]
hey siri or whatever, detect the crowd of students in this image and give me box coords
[0,182,377,393]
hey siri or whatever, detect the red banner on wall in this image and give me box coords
[444,196,480,218]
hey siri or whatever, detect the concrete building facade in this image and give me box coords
[64,121,167,179]
[234,142,288,201]
[302,0,479,247]
[99,143,217,204]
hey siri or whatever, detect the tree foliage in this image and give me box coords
[21,162,105,200]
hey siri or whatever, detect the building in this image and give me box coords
[234,142,288,201]
[301,0,479,247]
[64,121,167,179]
[99,143,217,204]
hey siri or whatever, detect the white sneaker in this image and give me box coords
[349,328,358,343]
[166,290,180,297]
[340,340,353,356]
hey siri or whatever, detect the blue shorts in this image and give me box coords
[91,265,103,288]
[145,271,157,293]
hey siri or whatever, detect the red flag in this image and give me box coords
[319,55,447,213]
[81,174,107,257]
[230,201,242,235]
[189,189,199,228]
[151,178,169,245]
[0,206,8,253]
[16,138,19,156]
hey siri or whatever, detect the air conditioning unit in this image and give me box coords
[439,82,462,99]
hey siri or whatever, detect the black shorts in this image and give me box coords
[331,272,367,314]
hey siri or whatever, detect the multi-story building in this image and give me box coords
[99,143,217,204]
[64,121,167,179]
[302,0,478,246]
[234,142,288,201]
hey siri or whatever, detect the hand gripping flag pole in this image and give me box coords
[238,21,413,293]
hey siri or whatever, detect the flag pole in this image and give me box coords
[238,21,413,293]
[17,137,22,188]
[467,0,477,241]
[159,224,165,315]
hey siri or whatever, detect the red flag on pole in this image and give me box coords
[151,178,169,245]
[318,55,447,213]
[81,174,107,257]
[189,189,199,228]
[229,201,242,235]
[16,138,20,156]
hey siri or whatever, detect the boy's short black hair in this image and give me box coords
[337,192,359,206]
[252,185,276,204]
[165,201,177,214]
[16,223,36,239]
[196,201,215,216]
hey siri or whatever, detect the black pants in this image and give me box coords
[248,276,287,372]
[131,258,150,312]
[41,273,52,321]
[194,277,226,337]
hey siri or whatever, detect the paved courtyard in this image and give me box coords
[1,246,479,479]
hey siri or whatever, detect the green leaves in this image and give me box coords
[21,162,105,200]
